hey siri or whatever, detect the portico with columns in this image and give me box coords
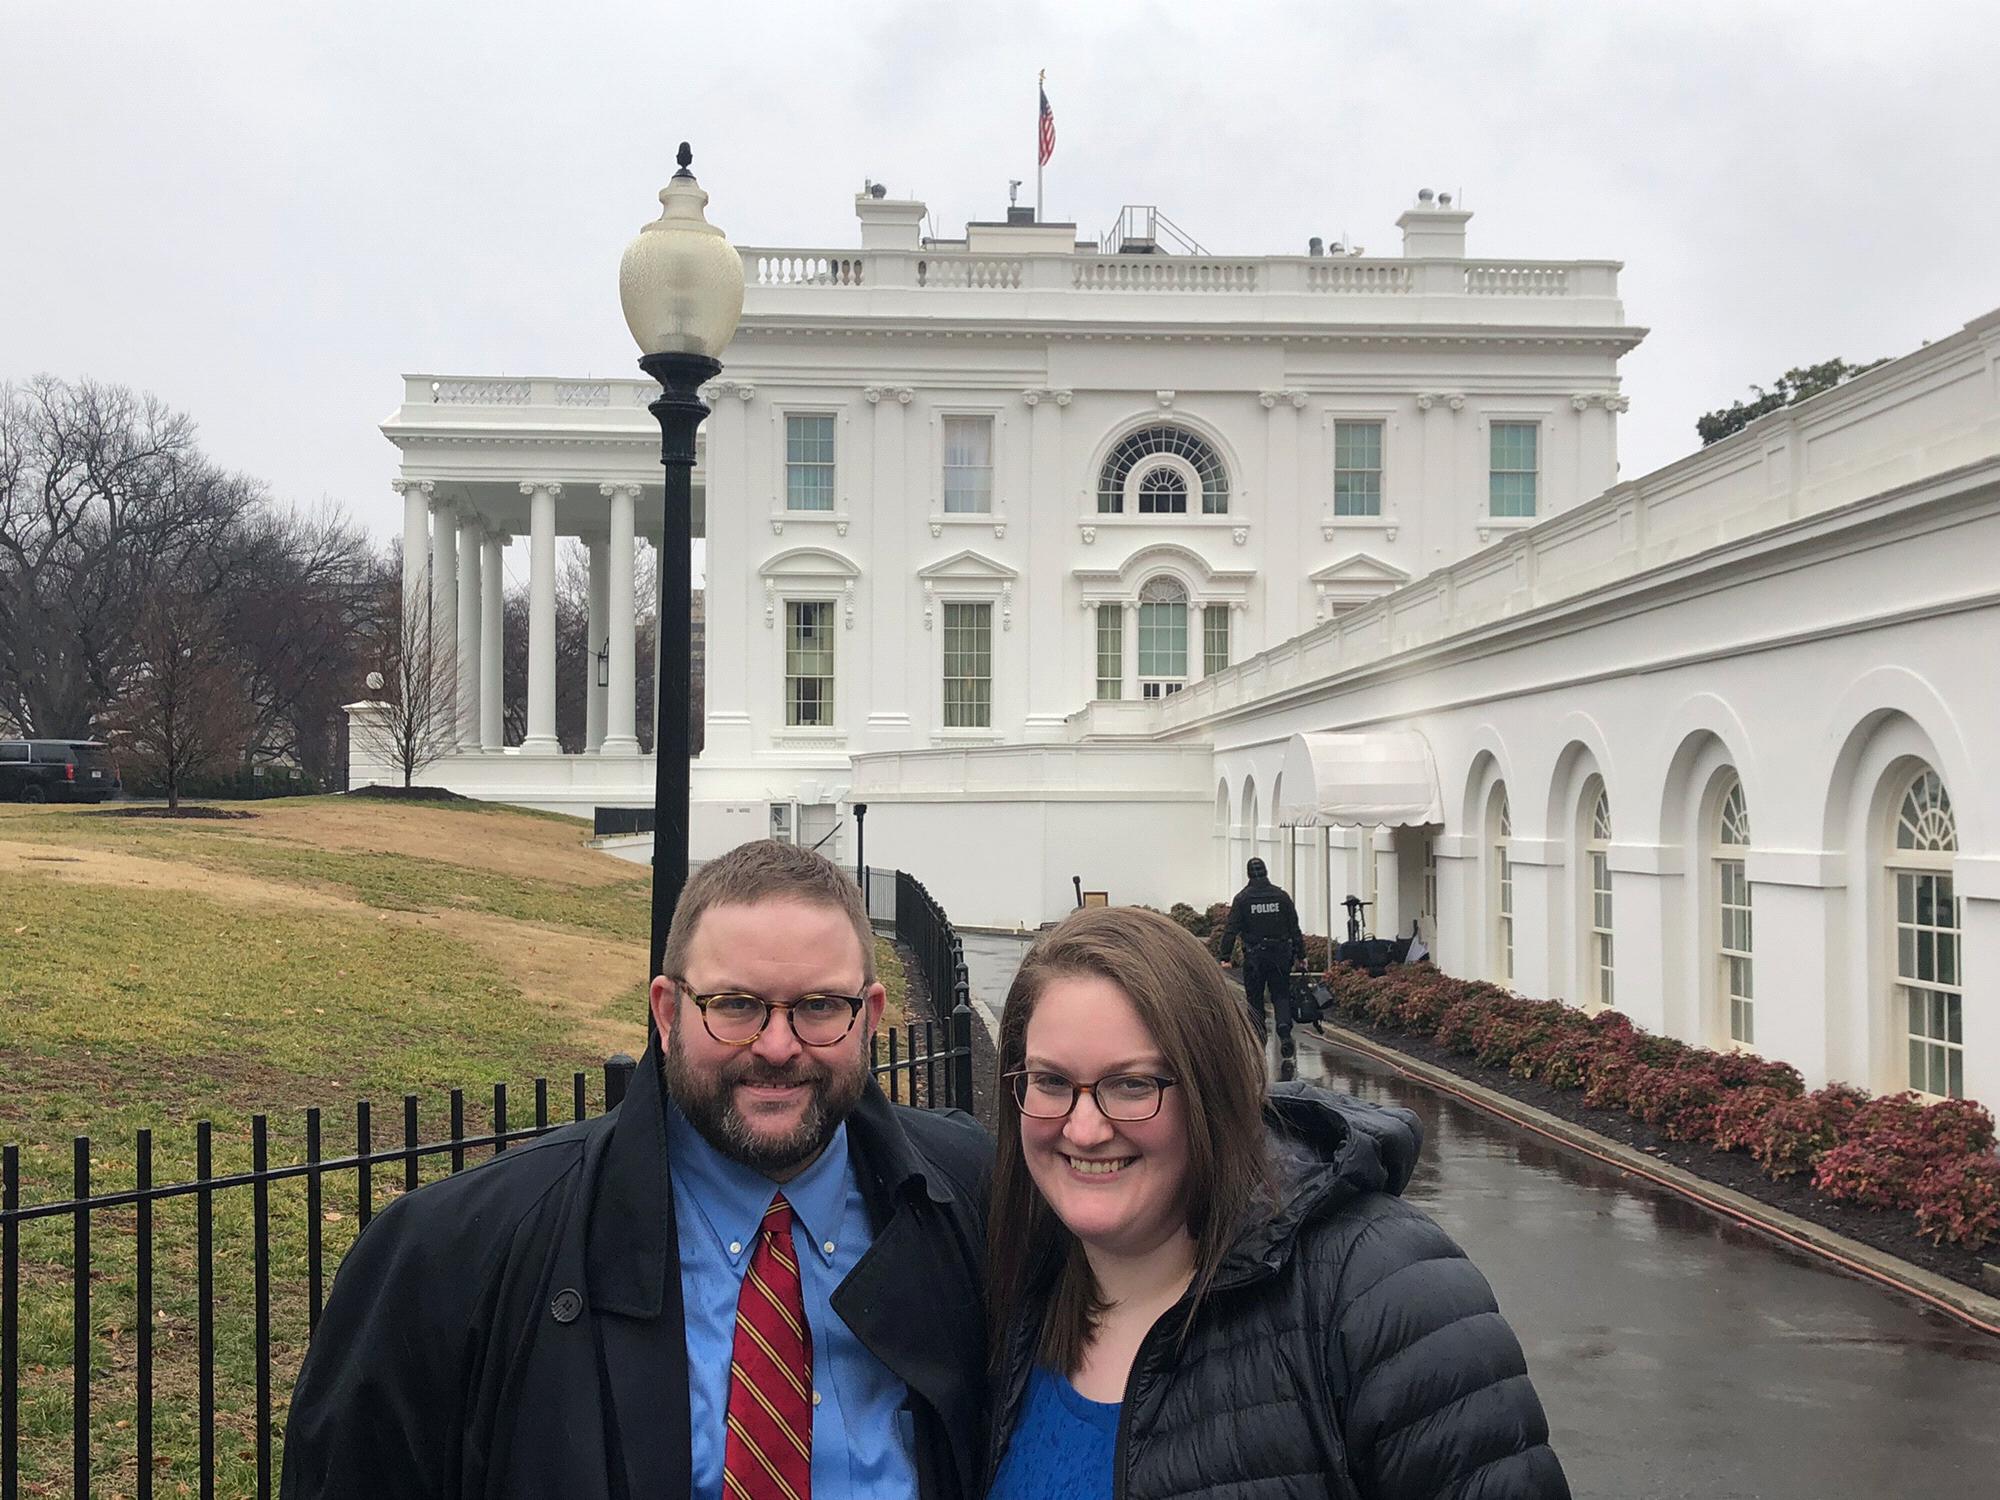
[355,378,701,811]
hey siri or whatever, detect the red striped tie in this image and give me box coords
[722,1193,813,1500]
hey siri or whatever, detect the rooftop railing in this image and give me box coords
[736,247,1623,305]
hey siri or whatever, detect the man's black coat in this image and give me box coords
[281,1042,993,1500]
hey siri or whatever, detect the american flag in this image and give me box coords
[1038,85,1055,167]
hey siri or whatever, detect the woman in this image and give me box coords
[985,906,1568,1500]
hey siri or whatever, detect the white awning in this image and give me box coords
[1274,730,1443,828]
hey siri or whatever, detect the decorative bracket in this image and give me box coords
[1231,527,1249,546]
[844,579,856,629]
[1415,392,1465,413]
[1001,582,1014,631]
[921,580,935,631]
[1080,525,1097,545]
[763,580,776,628]
[1155,389,1175,408]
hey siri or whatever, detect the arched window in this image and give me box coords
[1716,779,1753,1046]
[1136,577,1189,699]
[1096,426,1231,516]
[1892,768,1962,1097]
[1587,785,1614,1008]
[1493,789,1514,982]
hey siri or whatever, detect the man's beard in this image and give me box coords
[663,1017,868,1177]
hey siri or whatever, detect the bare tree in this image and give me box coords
[352,597,461,789]
[109,593,255,812]
[0,376,261,737]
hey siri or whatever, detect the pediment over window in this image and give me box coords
[1311,551,1408,621]
[758,545,861,581]
[1072,541,1254,592]
[916,548,1018,584]
[1309,551,1409,589]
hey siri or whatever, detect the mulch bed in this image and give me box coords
[344,785,470,803]
[89,806,256,821]
[1317,1014,2000,1298]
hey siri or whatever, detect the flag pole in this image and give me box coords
[1036,68,1045,222]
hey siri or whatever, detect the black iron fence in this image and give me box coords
[2,871,979,1500]
[886,869,978,1115]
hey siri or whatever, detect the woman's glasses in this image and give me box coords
[1005,1069,1178,1122]
[673,979,866,1047]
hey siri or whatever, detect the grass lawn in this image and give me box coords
[0,796,906,1498]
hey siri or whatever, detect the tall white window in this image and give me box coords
[1137,578,1188,699]
[940,601,992,728]
[1587,785,1614,1007]
[1094,605,1123,700]
[785,413,837,512]
[1202,605,1230,676]
[1489,422,1539,518]
[783,600,834,726]
[941,415,993,513]
[1494,790,1514,982]
[1716,779,1754,1046]
[1893,769,1962,1098]
[1333,420,1383,517]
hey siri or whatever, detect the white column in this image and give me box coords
[395,478,432,632]
[521,482,561,753]
[602,483,640,756]
[429,499,459,738]
[480,530,505,751]
[1187,602,1205,684]
[585,535,608,753]
[456,516,482,751]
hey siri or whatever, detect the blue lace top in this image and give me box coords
[987,1366,1120,1500]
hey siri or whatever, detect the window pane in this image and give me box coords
[1949,1048,1964,1099]
[1137,601,1187,677]
[1947,994,1963,1045]
[786,414,836,512]
[1489,423,1538,518]
[1203,606,1229,675]
[941,601,992,729]
[1898,927,1916,981]
[1095,605,1122,700]
[1939,931,1958,986]
[942,415,993,513]
[1333,421,1383,517]
[784,600,834,726]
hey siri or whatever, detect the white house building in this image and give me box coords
[356,180,1999,1105]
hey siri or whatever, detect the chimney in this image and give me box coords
[855,190,926,250]
[1396,187,1472,259]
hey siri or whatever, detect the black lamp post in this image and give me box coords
[853,801,868,884]
[620,142,745,984]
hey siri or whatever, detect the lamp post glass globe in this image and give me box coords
[620,142,745,360]
[626,143,741,991]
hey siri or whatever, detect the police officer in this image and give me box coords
[1219,856,1307,1056]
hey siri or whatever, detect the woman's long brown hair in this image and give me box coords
[986,905,1273,1381]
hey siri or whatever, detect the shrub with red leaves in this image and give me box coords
[1912,1156,2000,1251]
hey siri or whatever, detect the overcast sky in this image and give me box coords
[6,0,1997,546]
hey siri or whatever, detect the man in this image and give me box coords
[1218,856,1307,1057]
[282,840,992,1500]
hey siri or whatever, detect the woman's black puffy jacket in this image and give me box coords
[987,1083,1570,1500]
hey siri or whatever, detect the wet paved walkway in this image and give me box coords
[1288,1032,2000,1498]
[959,937,2000,1496]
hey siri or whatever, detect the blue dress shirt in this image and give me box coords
[666,1098,920,1500]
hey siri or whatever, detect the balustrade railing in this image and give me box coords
[1465,264,1570,296]
[750,252,866,286]
[1072,257,1260,292]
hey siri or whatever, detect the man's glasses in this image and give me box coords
[1004,1070,1178,1122]
[673,979,866,1047]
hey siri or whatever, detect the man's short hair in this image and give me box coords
[1246,857,1268,880]
[661,839,876,985]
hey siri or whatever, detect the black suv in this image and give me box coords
[0,739,122,803]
